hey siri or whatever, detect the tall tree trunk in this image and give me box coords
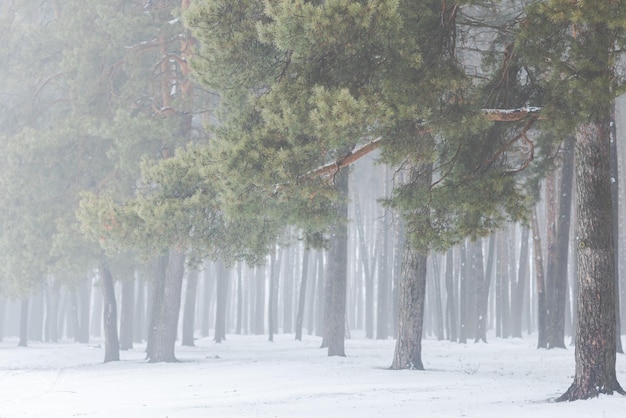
[377,176,391,339]
[148,249,186,363]
[391,241,428,370]
[214,261,230,343]
[474,237,490,343]
[119,276,135,350]
[235,263,244,335]
[254,265,265,335]
[18,298,29,347]
[548,137,575,349]
[295,249,311,341]
[609,108,623,354]
[100,262,119,362]
[458,241,469,344]
[558,117,625,400]
[268,248,279,342]
[512,226,530,338]
[431,255,445,341]
[182,268,199,346]
[354,191,375,339]
[532,206,549,348]
[445,248,457,342]
[322,167,349,356]
[133,275,145,343]
[391,163,431,369]
[146,254,168,359]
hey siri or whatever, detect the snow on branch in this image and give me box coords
[482,106,542,122]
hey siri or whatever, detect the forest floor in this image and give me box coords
[0,331,625,417]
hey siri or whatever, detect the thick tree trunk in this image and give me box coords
[391,163,431,369]
[295,249,310,341]
[254,265,265,335]
[148,249,185,363]
[146,254,168,359]
[100,263,120,362]
[558,119,625,401]
[236,263,243,335]
[322,167,349,356]
[391,241,428,370]
[182,268,199,346]
[609,110,623,353]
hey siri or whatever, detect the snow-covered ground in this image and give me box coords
[0,333,624,418]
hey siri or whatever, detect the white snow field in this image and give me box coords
[0,333,625,418]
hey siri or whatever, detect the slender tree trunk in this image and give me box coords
[295,249,311,341]
[134,275,145,344]
[236,263,243,335]
[254,265,265,335]
[548,137,575,349]
[182,268,199,346]
[474,237,490,343]
[445,248,457,342]
[354,191,375,339]
[459,241,468,344]
[431,255,445,341]
[268,248,279,342]
[214,261,230,343]
[322,167,349,356]
[119,276,135,350]
[532,207,549,348]
[558,117,625,400]
[18,298,29,347]
[149,249,185,363]
[512,226,530,338]
[100,263,120,362]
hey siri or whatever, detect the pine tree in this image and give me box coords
[516,0,626,400]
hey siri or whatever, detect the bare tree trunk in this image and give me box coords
[18,298,29,347]
[295,249,311,341]
[215,261,230,343]
[512,226,530,338]
[322,168,349,356]
[391,241,427,370]
[119,276,135,350]
[609,108,623,353]
[182,268,199,346]
[532,207,549,348]
[148,249,185,362]
[445,248,457,342]
[100,263,119,362]
[558,117,624,400]
[391,163,431,369]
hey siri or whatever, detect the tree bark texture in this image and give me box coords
[391,241,428,370]
[322,167,349,357]
[391,163,431,370]
[558,119,624,400]
[100,263,120,362]
[148,249,185,363]
[532,207,549,348]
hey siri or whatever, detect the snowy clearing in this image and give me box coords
[0,333,625,418]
